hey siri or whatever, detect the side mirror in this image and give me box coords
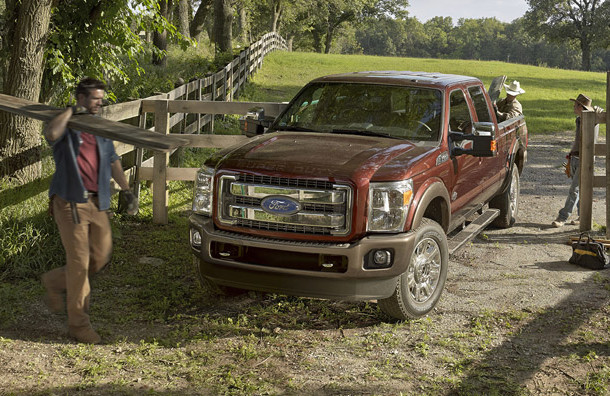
[450,122,497,157]
[239,107,277,137]
[239,107,266,137]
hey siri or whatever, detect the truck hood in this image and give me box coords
[210,132,432,183]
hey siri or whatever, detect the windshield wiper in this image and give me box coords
[331,129,402,139]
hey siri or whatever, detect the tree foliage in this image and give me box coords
[524,0,610,70]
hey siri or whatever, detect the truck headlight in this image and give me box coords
[192,166,215,215]
[367,179,413,232]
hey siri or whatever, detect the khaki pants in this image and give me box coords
[43,195,112,330]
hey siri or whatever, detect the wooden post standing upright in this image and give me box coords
[606,72,610,239]
[579,111,595,232]
[153,100,170,224]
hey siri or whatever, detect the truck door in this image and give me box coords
[467,84,504,203]
[448,88,480,217]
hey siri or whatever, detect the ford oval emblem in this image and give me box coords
[260,196,301,216]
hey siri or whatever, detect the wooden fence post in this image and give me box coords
[210,73,216,133]
[197,79,202,133]
[607,72,610,239]
[153,100,170,224]
[133,110,146,199]
[579,110,595,232]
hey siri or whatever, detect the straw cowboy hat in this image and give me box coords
[570,93,593,111]
[504,80,525,96]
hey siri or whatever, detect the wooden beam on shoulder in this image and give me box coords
[0,93,188,152]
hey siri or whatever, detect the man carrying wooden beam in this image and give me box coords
[40,78,138,344]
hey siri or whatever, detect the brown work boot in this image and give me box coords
[68,326,101,344]
[41,273,65,314]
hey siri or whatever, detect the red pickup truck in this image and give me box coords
[189,71,528,320]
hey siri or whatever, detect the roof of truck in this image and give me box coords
[311,71,481,88]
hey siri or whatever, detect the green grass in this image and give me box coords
[241,51,609,135]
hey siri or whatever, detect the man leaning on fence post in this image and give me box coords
[552,93,604,228]
[41,77,138,344]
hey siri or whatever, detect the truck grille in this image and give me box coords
[217,173,353,236]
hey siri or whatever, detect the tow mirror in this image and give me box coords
[239,107,265,137]
[450,122,497,157]
[239,107,276,137]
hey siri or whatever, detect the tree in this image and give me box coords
[176,0,191,38]
[213,0,233,53]
[0,0,54,182]
[190,0,213,39]
[524,0,610,71]
[0,0,189,181]
[153,0,173,66]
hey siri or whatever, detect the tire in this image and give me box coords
[378,218,449,320]
[490,166,520,228]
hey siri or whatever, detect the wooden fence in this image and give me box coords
[94,32,288,223]
[578,71,610,238]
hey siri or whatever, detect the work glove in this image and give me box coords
[118,190,139,215]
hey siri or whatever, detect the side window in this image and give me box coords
[449,89,472,133]
[467,85,492,123]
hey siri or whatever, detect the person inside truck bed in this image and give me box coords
[494,80,524,122]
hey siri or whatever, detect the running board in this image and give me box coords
[447,209,500,255]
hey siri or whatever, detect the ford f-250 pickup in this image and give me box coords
[189,71,528,320]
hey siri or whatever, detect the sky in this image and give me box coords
[408,0,530,23]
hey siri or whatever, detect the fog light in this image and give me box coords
[374,250,391,266]
[364,249,394,270]
[191,229,202,248]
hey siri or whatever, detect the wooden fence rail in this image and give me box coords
[94,32,288,223]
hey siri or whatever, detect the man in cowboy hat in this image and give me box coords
[494,80,525,122]
[552,93,603,227]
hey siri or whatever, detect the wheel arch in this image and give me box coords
[409,181,451,233]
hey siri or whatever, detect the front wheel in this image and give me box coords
[490,166,520,228]
[378,218,449,320]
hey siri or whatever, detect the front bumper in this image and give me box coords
[189,215,417,300]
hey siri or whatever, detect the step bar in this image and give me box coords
[447,208,500,255]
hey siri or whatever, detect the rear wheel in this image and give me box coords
[378,218,448,320]
[490,166,520,228]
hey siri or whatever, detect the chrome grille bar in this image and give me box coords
[218,174,353,236]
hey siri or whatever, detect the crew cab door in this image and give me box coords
[448,88,480,217]
[448,85,500,219]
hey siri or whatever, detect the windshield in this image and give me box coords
[270,82,443,142]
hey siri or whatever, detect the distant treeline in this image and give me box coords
[292,16,610,72]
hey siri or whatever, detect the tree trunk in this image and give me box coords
[324,26,334,54]
[580,37,592,71]
[0,0,54,182]
[189,0,212,40]
[312,29,324,53]
[238,6,248,44]
[153,0,173,66]
[270,0,282,33]
[213,0,232,53]
[177,0,190,39]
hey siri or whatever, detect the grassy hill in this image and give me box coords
[241,51,608,135]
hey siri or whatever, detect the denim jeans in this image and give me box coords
[557,156,580,222]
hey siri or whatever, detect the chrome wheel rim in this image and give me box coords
[509,171,519,218]
[407,237,442,303]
